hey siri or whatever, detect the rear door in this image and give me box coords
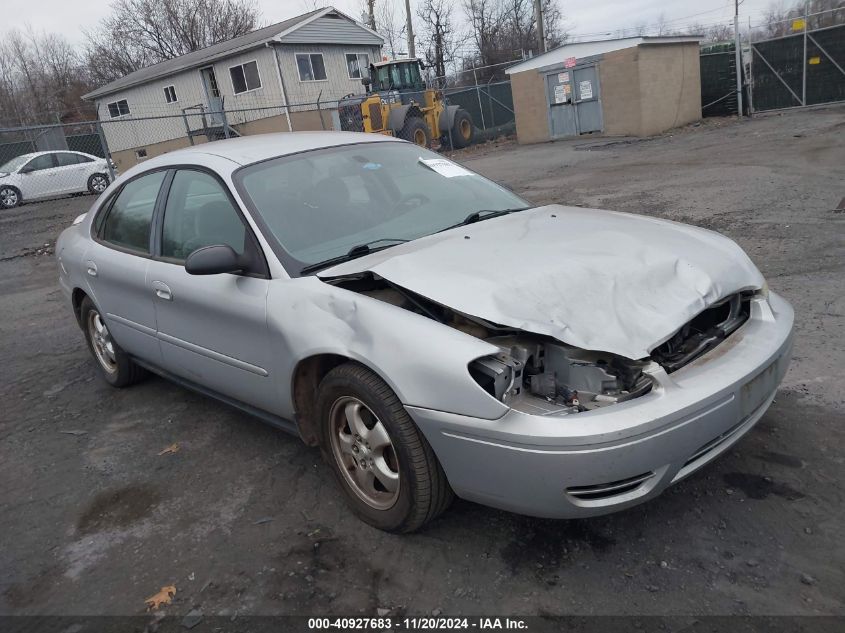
[146,168,276,412]
[54,152,89,194]
[84,170,168,363]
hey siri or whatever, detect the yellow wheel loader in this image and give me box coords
[338,58,475,149]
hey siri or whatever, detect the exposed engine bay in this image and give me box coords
[332,274,656,415]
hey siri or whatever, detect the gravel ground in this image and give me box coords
[1,106,843,618]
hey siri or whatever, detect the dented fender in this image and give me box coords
[265,277,508,420]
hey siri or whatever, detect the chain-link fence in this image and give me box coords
[698,7,845,117]
[749,22,845,112]
[0,81,516,209]
[0,121,114,210]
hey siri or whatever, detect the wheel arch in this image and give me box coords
[292,353,401,447]
[71,287,89,327]
[438,104,461,134]
[387,104,424,135]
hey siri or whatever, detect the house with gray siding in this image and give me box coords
[83,6,383,170]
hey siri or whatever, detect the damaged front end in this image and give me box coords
[331,273,656,416]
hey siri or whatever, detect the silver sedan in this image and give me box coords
[56,132,794,532]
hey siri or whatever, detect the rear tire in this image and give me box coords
[0,185,21,209]
[399,117,431,148]
[80,296,146,387]
[87,173,109,195]
[316,363,453,532]
[449,109,475,149]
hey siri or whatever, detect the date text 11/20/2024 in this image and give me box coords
[308,617,529,630]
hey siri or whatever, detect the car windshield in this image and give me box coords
[234,142,529,275]
[0,155,33,173]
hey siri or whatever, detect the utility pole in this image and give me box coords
[801,0,808,105]
[534,0,546,53]
[734,0,744,116]
[404,0,415,58]
[366,0,376,31]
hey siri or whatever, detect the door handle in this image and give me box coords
[85,260,97,277]
[152,280,172,301]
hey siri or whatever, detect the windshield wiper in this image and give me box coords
[438,207,531,233]
[300,238,409,275]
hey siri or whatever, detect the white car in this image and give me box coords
[0,151,112,209]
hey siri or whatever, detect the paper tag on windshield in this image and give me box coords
[419,157,472,178]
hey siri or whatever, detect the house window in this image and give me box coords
[163,85,178,103]
[346,53,370,79]
[107,99,130,118]
[296,53,327,81]
[135,149,148,160]
[229,61,262,94]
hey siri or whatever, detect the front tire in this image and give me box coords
[0,186,21,209]
[399,117,431,148]
[449,108,475,149]
[80,296,146,387]
[316,363,453,532]
[87,173,109,195]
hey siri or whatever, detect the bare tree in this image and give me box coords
[84,0,263,85]
[418,0,459,80]
[655,12,668,36]
[461,0,567,79]
[377,0,405,58]
[0,27,94,126]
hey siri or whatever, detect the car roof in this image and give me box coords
[134,131,402,171]
[8,150,93,161]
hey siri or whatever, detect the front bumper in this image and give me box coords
[407,292,794,519]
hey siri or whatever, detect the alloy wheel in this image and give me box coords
[91,175,108,193]
[87,310,117,373]
[0,187,18,208]
[329,396,400,510]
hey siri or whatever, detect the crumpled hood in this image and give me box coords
[319,205,765,359]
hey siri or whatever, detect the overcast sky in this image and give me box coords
[5,0,781,48]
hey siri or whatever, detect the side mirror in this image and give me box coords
[185,244,242,275]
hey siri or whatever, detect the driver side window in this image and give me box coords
[161,170,247,261]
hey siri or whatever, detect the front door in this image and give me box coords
[572,65,603,134]
[83,169,168,363]
[200,67,224,125]
[146,168,276,411]
[546,71,577,139]
[18,153,60,200]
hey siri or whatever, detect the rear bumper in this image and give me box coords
[407,292,794,519]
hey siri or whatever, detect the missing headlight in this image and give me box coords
[470,337,652,413]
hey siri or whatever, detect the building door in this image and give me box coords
[546,71,577,139]
[572,66,603,133]
[200,67,224,125]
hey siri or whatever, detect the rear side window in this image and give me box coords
[161,170,246,260]
[56,153,82,166]
[100,171,166,253]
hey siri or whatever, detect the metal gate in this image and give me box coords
[751,23,845,112]
[545,64,602,139]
